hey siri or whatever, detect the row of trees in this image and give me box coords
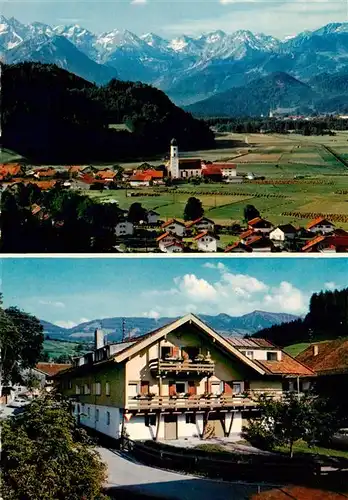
[207,117,348,135]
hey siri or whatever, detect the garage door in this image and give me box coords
[164,414,178,440]
[204,414,225,438]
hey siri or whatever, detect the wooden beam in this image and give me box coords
[155,413,161,441]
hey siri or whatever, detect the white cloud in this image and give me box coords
[39,300,65,308]
[325,281,337,291]
[131,0,147,4]
[165,0,346,38]
[143,310,161,319]
[145,268,309,317]
[203,262,226,270]
[177,274,219,301]
[54,320,78,329]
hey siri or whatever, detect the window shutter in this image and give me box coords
[188,381,196,396]
[172,346,179,357]
[224,382,233,395]
[244,380,250,391]
[205,379,211,393]
[169,381,176,396]
[141,381,149,395]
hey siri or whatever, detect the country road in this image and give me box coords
[97,447,278,500]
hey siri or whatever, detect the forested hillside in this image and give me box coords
[254,288,348,347]
[1,62,214,163]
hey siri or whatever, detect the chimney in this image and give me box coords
[313,344,319,356]
[94,328,104,350]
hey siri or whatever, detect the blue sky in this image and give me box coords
[2,257,347,328]
[1,0,347,38]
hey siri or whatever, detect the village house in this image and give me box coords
[95,170,117,182]
[248,217,274,234]
[301,233,348,253]
[167,139,202,179]
[115,220,134,237]
[147,210,160,225]
[224,242,253,253]
[156,232,183,253]
[161,219,186,237]
[269,224,297,245]
[33,168,57,179]
[213,163,237,179]
[54,315,314,442]
[245,235,273,252]
[186,217,215,234]
[129,174,152,187]
[162,241,184,253]
[194,231,218,252]
[0,163,24,180]
[306,217,335,235]
[240,230,254,245]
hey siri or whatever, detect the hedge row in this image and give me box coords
[246,180,334,185]
[175,190,287,199]
[335,190,348,195]
[282,211,347,222]
[128,192,160,197]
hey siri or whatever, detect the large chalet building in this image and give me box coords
[55,314,314,442]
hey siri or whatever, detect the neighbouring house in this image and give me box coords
[33,168,57,179]
[224,242,253,253]
[269,224,297,244]
[201,165,223,182]
[115,220,134,237]
[163,241,184,253]
[186,217,215,233]
[301,235,336,253]
[246,235,273,252]
[161,219,186,237]
[240,229,254,245]
[156,232,183,253]
[25,363,72,393]
[129,174,152,187]
[248,217,274,234]
[194,231,218,252]
[147,210,160,225]
[0,163,24,180]
[95,170,117,182]
[306,217,335,235]
[142,170,164,184]
[214,163,237,179]
[54,314,314,442]
[297,339,348,400]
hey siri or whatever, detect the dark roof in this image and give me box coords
[277,224,297,233]
[297,338,348,375]
[171,138,177,146]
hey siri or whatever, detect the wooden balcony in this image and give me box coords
[127,394,257,411]
[149,358,215,375]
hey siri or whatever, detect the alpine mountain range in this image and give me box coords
[1,15,348,110]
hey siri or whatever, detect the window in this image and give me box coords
[68,380,72,389]
[87,407,90,418]
[211,382,223,395]
[184,347,200,360]
[95,382,101,395]
[241,351,254,359]
[233,382,242,395]
[128,383,139,397]
[175,382,186,394]
[161,346,172,359]
[75,385,80,395]
[106,411,110,426]
[267,352,278,361]
[96,409,99,422]
[145,415,156,427]
[106,382,110,396]
[186,413,196,424]
[84,384,90,395]
[77,404,81,414]
[141,381,150,395]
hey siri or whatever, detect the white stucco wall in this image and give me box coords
[115,221,134,236]
[79,403,122,439]
[197,237,217,252]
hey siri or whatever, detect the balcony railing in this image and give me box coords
[149,358,215,375]
[127,394,256,411]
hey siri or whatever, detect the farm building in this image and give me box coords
[306,217,335,235]
[194,231,218,252]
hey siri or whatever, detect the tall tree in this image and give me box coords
[127,203,147,224]
[184,197,204,221]
[1,394,107,499]
[243,204,260,222]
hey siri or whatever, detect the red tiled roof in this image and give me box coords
[202,166,222,176]
[164,241,184,249]
[162,218,186,228]
[213,163,237,169]
[307,217,334,229]
[27,180,57,190]
[95,170,116,180]
[36,363,71,377]
[253,352,315,376]
[130,174,152,182]
[297,338,348,375]
[156,231,179,242]
[0,163,22,177]
[142,169,163,179]
[185,217,214,228]
[224,242,252,253]
[35,168,56,178]
[68,165,83,173]
[301,235,326,252]
[193,230,217,241]
[240,229,254,240]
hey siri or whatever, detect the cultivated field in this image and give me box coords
[91,132,348,230]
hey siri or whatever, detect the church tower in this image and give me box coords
[169,138,179,178]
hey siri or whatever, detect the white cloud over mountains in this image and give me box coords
[142,263,310,318]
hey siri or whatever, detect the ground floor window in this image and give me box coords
[175,382,187,395]
[233,382,242,394]
[106,411,110,426]
[186,413,196,424]
[145,414,156,427]
[96,409,99,422]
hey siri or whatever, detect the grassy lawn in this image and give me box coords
[276,441,348,460]
[43,339,90,359]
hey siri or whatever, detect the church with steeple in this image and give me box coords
[167,138,202,179]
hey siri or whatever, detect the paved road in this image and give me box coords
[97,447,276,500]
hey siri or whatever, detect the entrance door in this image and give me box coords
[164,414,178,440]
[206,413,225,438]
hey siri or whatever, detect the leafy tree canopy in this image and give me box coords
[243,204,260,222]
[184,197,204,221]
